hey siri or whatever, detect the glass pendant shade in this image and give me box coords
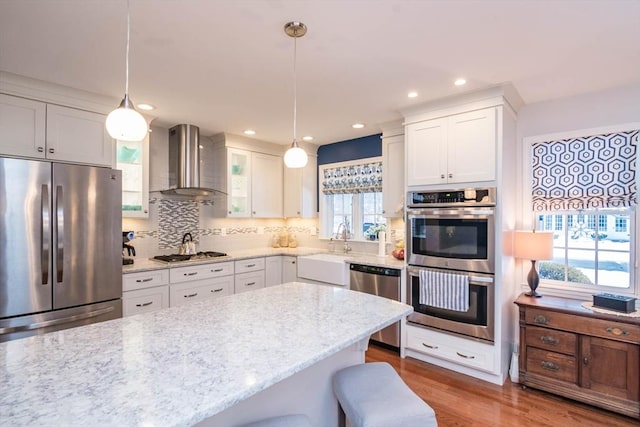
[106,95,147,141]
[284,141,308,168]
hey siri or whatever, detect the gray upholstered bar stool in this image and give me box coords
[333,362,438,427]
[239,414,313,427]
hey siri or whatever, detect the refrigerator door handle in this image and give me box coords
[41,184,50,285]
[0,306,115,335]
[55,185,64,283]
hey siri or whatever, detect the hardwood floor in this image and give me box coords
[365,344,638,427]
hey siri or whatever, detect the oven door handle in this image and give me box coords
[407,267,494,284]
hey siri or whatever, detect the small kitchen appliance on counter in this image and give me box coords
[122,231,135,265]
[152,251,228,263]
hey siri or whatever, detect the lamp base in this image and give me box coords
[526,260,542,298]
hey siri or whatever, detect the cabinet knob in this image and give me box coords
[440,174,445,179]
[448,173,453,178]
[253,211,256,215]
[37,146,44,153]
[540,335,558,346]
[583,356,589,365]
[48,148,55,154]
[605,326,629,336]
[533,315,549,324]
[228,211,232,214]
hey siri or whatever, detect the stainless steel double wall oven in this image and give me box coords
[406,188,496,342]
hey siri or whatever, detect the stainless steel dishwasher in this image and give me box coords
[349,263,402,349]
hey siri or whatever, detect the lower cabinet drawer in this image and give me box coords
[123,286,169,316]
[406,325,497,373]
[123,269,169,292]
[235,271,265,294]
[170,277,234,307]
[526,346,577,384]
[526,326,577,355]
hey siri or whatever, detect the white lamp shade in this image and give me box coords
[284,145,308,168]
[106,106,148,142]
[513,231,554,261]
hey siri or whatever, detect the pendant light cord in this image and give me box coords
[292,30,297,143]
[125,0,131,96]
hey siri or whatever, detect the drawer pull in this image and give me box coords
[136,278,153,283]
[541,361,559,372]
[540,335,559,345]
[135,301,153,307]
[456,352,475,360]
[246,282,256,286]
[422,343,438,350]
[184,292,198,298]
[212,268,223,272]
[212,288,224,293]
[533,315,549,324]
[605,327,629,336]
[246,264,256,268]
[583,356,589,365]
[184,272,198,276]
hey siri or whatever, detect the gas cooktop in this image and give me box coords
[152,251,228,263]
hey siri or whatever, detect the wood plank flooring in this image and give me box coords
[365,344,638,427]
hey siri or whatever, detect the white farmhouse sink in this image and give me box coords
[297,253,349,286]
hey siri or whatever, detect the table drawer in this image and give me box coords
[526,347,577,384]
[526,326,577,355]
[123,269,169,291]
[123,286,169,316]
[526,308,640,344]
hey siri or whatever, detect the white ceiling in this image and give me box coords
[1,0,639,145]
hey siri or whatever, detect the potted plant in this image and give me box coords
[364,224,386,241]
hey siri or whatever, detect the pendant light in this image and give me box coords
[106,0,148,142]
[283,21,309,169]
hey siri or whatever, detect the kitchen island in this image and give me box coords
[0,282,412,426]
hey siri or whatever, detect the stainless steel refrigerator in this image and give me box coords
[0,157,123,342]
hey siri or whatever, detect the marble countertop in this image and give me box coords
[123,247,404,274]
[0,283,412,427]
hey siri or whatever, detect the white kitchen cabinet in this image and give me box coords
[123,286,169,316]
[117,134,149,218]
[265,256,283,287]
[282,256,297,283]
[122,269,170,317]
[382,133,404,217]
[406,107,496,186]
[170,276,234,307]
[0,94,113,166]
[225,148,283,218]
[0,93,46,158]
[235,271,265,294]
[284,155,317,218]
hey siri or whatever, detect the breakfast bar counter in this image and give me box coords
[0,283,412,426]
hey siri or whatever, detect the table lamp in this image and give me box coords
[514,230,554,297]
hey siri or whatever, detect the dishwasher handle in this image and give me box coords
[350,263,401,277]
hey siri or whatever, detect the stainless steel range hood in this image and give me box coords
[162,124,217,197]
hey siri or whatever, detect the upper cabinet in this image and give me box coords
[284,155,317,218]
[117,134,149,218]
[406,107,496,187]
[0,93,113,167]
[381,131,404,218]
[209,133,284,218]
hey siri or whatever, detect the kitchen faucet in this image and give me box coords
[336,220,352,253]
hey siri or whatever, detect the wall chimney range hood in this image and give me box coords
[162,124,217,197]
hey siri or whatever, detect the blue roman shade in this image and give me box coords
[531,130,638,211]
[322,160,382,194]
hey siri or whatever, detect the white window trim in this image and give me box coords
[521,122,640,302]
[319,157,383,241]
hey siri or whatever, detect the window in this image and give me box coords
[537,210,633,289]
[320,158,386,240]
[527,128,638,295]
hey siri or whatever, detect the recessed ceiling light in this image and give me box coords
[352,123,365,129]
[243,129,256,135]
[137,103,155,111]
[302,136,314,141]
[408,91,418,98]
[454,78,466,86]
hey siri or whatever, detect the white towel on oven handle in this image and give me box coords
[418,269,470,312]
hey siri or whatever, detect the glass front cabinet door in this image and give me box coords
[227,148,251,217]
[117,136,149,218]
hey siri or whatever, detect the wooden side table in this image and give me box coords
[514,293,639,418]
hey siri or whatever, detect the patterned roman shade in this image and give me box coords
[531,130,638,211]
[322,160,382,194]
